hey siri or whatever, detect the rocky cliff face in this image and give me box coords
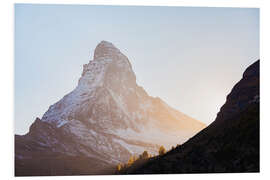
[15,41,205,175]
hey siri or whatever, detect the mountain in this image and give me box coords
[121,60,260,174]
[15,41,205,176]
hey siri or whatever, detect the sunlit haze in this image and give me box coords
[15,4,259,135]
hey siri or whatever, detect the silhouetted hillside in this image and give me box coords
[120,60,259,174]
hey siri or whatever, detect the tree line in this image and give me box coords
[116,145,167,171]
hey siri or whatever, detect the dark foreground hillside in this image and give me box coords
[15,152,115,176]
[120,60,259,174]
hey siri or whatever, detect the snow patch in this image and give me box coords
[57,120,68,128]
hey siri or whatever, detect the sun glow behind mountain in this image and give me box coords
[15,4,259,135]
[15,41,207,177]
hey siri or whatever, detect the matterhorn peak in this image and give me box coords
[94,40,121,60]
[99,40,115,47]
[16,41,206,175]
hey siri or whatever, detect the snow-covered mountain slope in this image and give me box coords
[15,41,205,168]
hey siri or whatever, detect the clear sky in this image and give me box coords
[15,4,259,135]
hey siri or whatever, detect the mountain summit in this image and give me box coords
[94,40,121,59]
[15,41,205,176]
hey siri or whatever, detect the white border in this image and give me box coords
[9,0,264,8]
[1,0,269,180]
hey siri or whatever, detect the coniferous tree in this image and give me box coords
[142,151,149,159]
[127,156,134,166]
[159,146,166,155]
[117,163,122,171]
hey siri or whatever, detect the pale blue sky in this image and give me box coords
[15,4,259,135]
